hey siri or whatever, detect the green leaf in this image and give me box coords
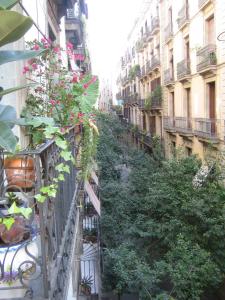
[56,163,65,173]
[63,165,70,174]
[0,121,17,152]
[0,83,36,97]
[60,150,72,161]
[55,137,68,150]
[3,217,15,230]
[35,194,46,203]
[48,189,57,197]
[0,10,33,47]
[44,126,60,139]
[58,174,65,181]
[0,104,16,126]
[16,117,55,128]
[0,0,20,9]
[0,49,46,65]
[19,207,32,219]
[8,201,21,214]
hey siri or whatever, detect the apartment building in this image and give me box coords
[98,80,113,112]
[117,0,225,159]
[117,0,162,147]
[162,0,225,159]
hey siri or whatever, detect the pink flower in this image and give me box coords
[32,44,40,51]
[83,83,89,89]
[32,63,38,70]
[66,42,73,50]
[22,66,30,74]
[49,99,56,106]
[53,47,60,54]
[71,75,78,83]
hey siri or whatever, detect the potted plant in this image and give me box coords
[80,275,93,296]
[83,227,98,243]
[4,155,35,189]
[0,192,27,216]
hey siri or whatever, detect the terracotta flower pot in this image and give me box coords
[4,156,35,189]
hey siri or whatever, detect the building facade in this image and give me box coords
[117,0,225,159]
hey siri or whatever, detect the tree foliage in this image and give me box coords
[97,113,225,300]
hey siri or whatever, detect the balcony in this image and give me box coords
[177,59,191,82]
[164,116,176,131]
[177,3,189,29]
[164,23,173,43]
[151,16,160,34]
[195,118,219,140]
[136,39,145,53]
[140,65,146,79]
[151,95,162,109]
[138,99,146,109]
[0,127,83,299]
[164,69,174,86]
[197,44,217,76]
[175,117,192,134]
[151,55,160,71]
[146,27,153,42]
[146,60,151,74]
[199,0,213,10]
[164,117,192,134]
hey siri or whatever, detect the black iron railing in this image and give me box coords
[177,59,191,80]
[197,44,217,72]
[177,3,189,28]
[151,16,160,33]
[151,55,160,70]
[195,118,219,139]
[175,117,192,132]
[164,69,174,85]
[164,23,173,42]
[0,127,82,299]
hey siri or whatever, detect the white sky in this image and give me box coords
[86,0,141,84]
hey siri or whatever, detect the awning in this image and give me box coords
[84,181,100,216]
[91,170,99,186]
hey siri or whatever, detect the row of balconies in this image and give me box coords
[164,117,220,140]
[165,44,217,85]
[120,43,216,87]
[165,0,212,42]
[136,17,160,53]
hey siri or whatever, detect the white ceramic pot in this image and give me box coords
[0,234,39,299]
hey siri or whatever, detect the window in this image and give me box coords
[206,15,215,44]
[184,36,190,61]
[185,146,192,156]
[207,81,216,134]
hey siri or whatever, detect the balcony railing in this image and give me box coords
[151,55,160,70]
[164,116,176,130]
[0,127,81,299]
[146,60,151,74]
[151,95,162,109]
[164,23,173,42]
[141,65,146,78]
[151,16,160,33]
[197,44,217,73]
[164,117,192,133]
[177,3,189,29]
[177,59,191,80]
[175,117,192,132]
[195,118,219,139]
[139,99,145,109]
[164,69,174,86]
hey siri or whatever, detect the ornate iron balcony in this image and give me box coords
[151,55,160,71]
[164,23,173,43]
[164,69,174,86]
[0,127,82,299]
[146,60,151,74]
[197,44,217,74]
[177,3,189,29]
[175,117,192,133]
[151,16,160,34]
[164,116,176,130]
[195,118,219,139]
[177,59,191,81]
